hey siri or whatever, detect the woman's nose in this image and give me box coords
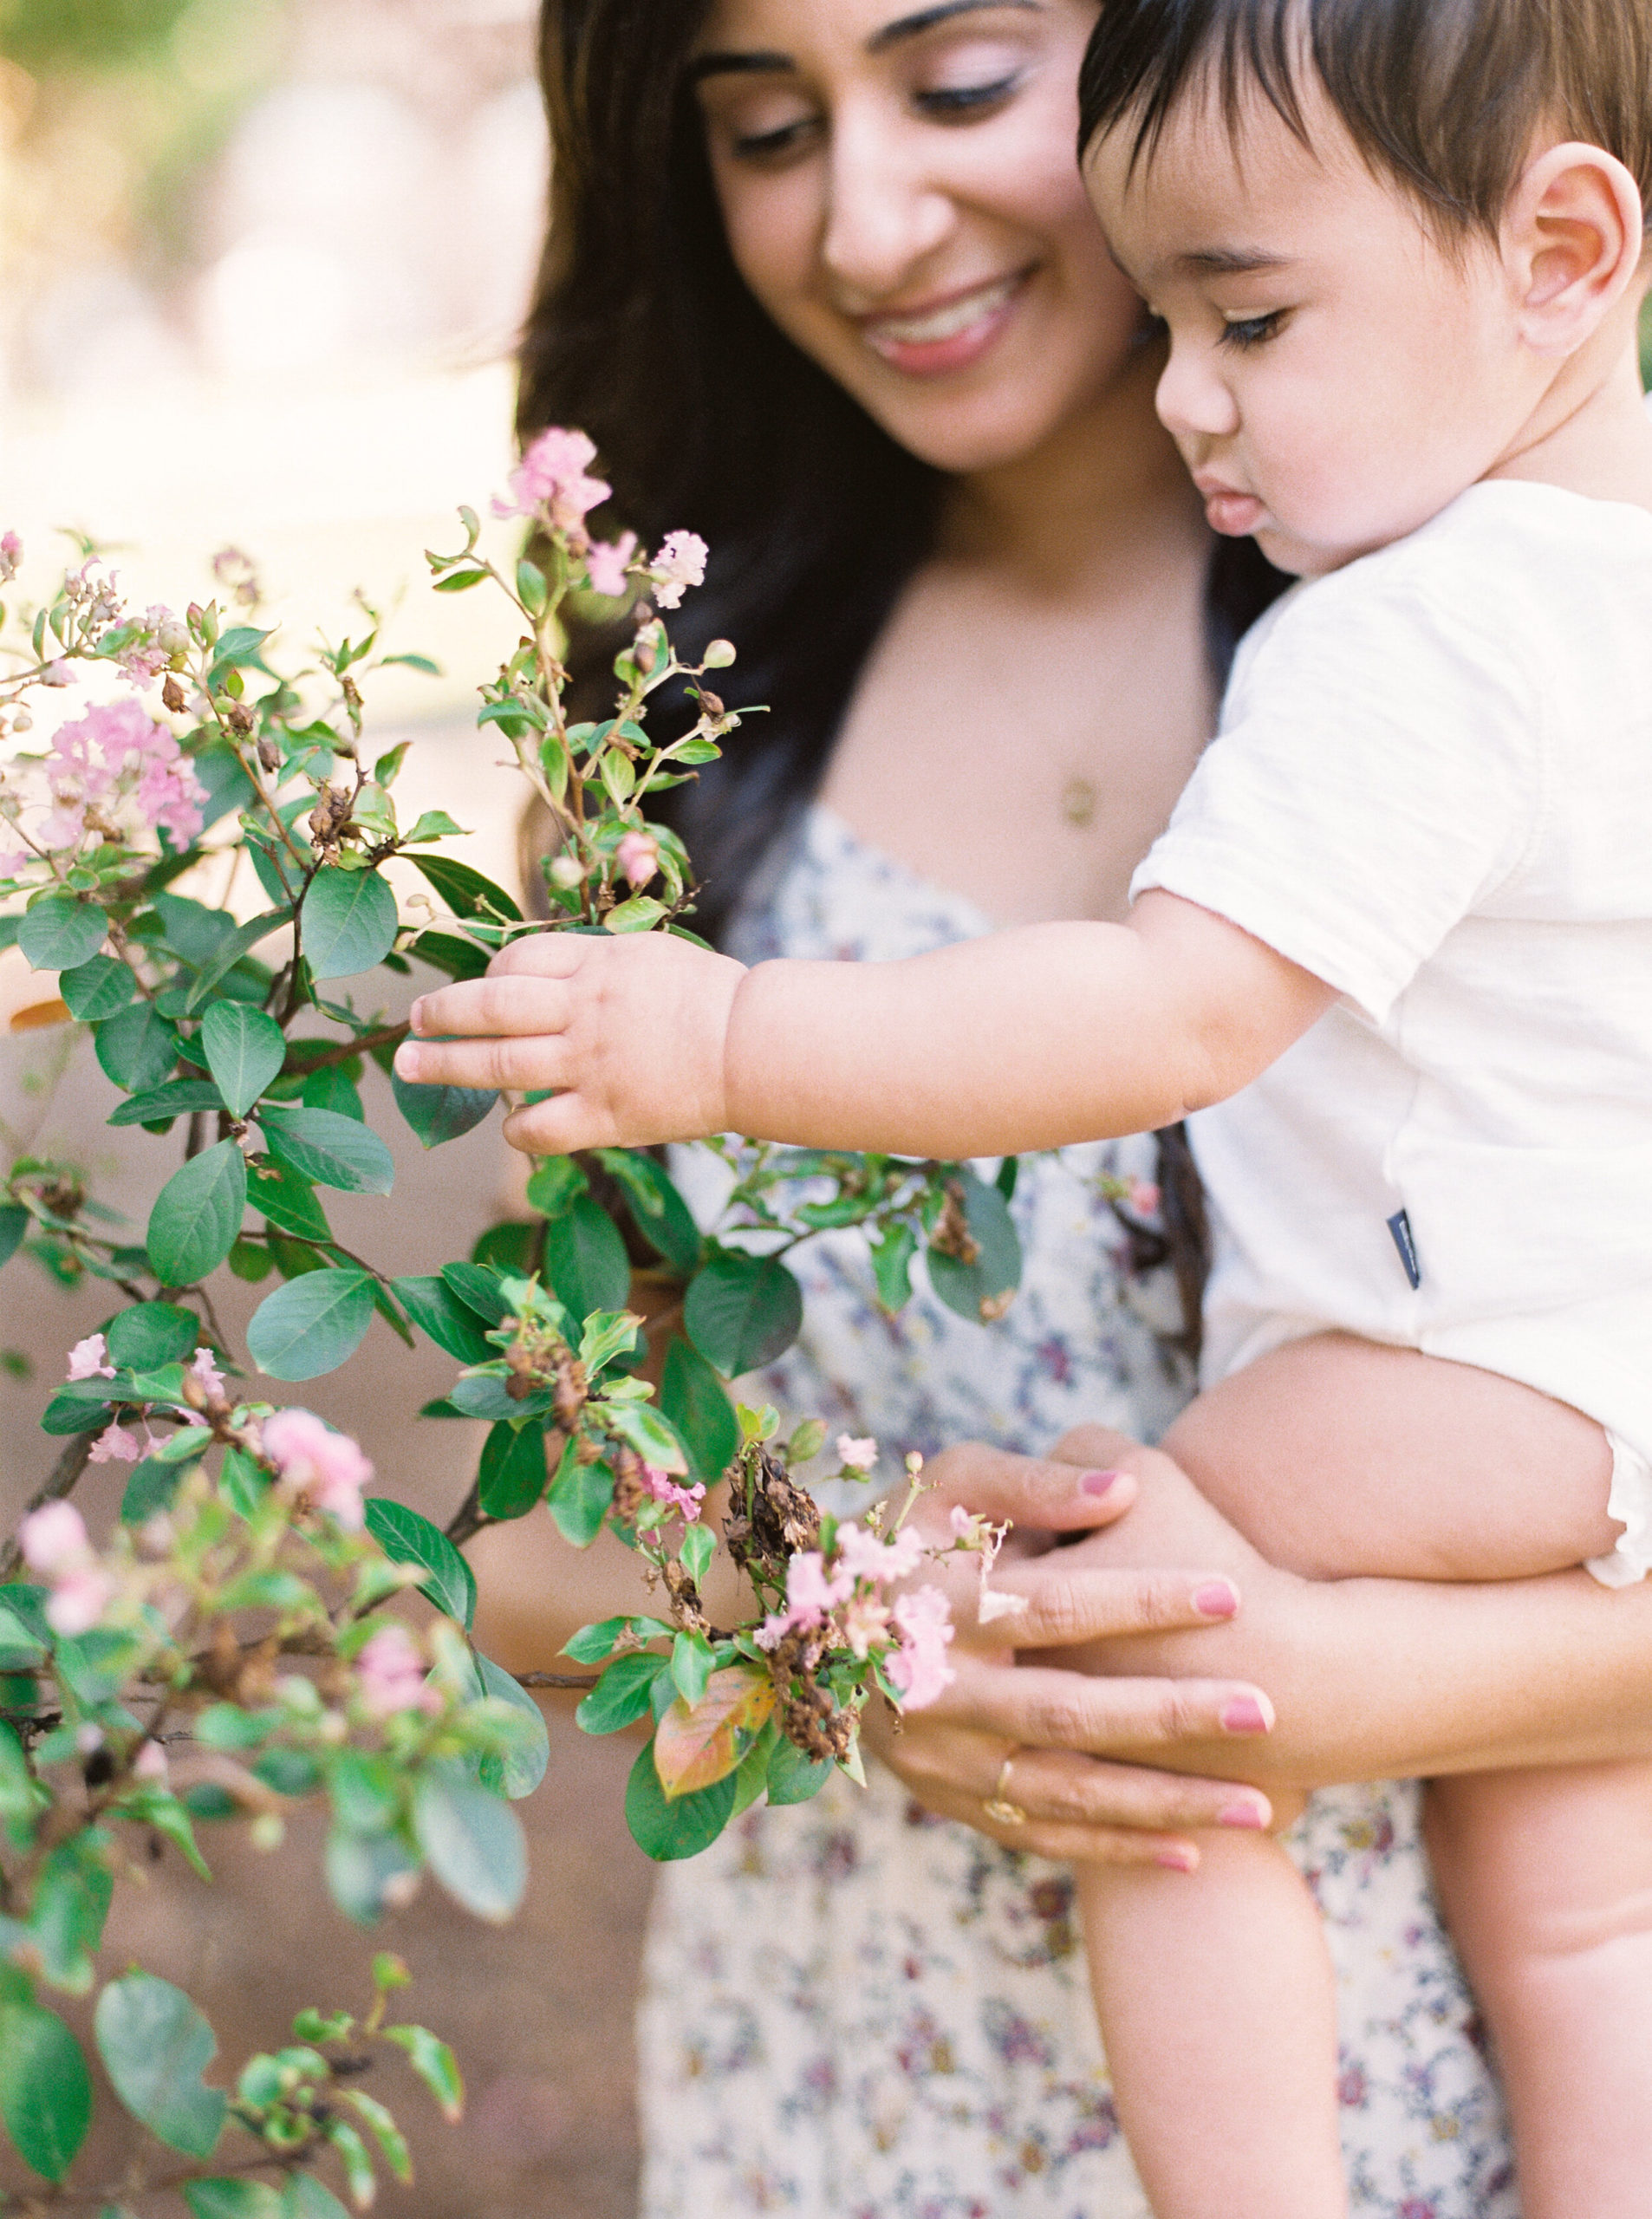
[1155,341,1240,443]
[820,107,954,300]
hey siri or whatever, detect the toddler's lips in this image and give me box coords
[1202,489,1266,537]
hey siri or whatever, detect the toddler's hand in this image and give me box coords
[392,929,747,1155]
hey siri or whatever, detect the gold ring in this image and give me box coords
[983,1748,1029,1826]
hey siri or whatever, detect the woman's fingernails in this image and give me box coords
[1192,1578,1239,1620]
[1154,1845,1199,1872]
[1081,1469,1127,1497]
[1219,1693,1273,1735]
[1218,1799,1269,1830]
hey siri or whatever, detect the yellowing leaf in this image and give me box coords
[653,1665,775,1801]
[10,998,72,1032]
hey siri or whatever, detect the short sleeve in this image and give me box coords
[1131,550,1545,1025]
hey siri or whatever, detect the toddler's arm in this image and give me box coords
[393,892,1336,1157]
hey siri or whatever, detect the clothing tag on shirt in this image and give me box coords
[1387,1210,1423,1291]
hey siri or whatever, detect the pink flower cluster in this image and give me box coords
[260,1408,372,1529]
[645,530,708,610]
[354,1624,442,1720]
[18,1501,117,1637]
[0,531,21,584]
[495,426,610,535]
[63,1337,140,1465]
[115,607,188,689]
[21,697,207,863]
[756,1519,955,1709]
[615,830,660,889]
[641,1462,706,1522]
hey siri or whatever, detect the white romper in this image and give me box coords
[1133,479,1652,1585]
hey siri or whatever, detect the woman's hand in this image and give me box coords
[860,1441,1278,1867]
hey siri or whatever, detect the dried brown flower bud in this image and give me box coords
[161,675,187,715]
[225,701,256,735]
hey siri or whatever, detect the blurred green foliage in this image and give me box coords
[0,0,199,72]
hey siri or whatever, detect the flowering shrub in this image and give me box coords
[0,430,1024,2207]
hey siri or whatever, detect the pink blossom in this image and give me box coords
[586,532,637,598]
[262,1407,372,1529]
[838,1590,892,1660]
[18,1500,92,1576]
[641,1463,706,1521]
[45,1568,118,1637]
[68,1333,115,1381]
[835,1520,925,1587]
[41,660,74,687]
[647,530,708,609]
[88,1422,140,1465]
[494,426,611,534]
[0,531,21,582]
[615,830,660,889]
[1128,1179,1161,1218]
[189,1346,226,1399]
[836,1435,878,1473]
[885,1586,956,1710]
[355,1625,442,1719]
[133,1740,170,1782]
[757,1548,854,1648]
[36,697,206,856]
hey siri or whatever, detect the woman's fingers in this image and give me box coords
[926,1652,1274,1750]
[967,1562,1242,1647]
[910,1438,1141,1539]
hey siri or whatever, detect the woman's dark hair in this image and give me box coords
[521,0,1289,1350]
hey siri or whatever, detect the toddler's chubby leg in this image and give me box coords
[1427,1761,1652,2219]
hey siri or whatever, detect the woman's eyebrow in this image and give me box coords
[691,0,1041,81]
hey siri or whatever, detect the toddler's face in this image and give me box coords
[1084,76,1536,576]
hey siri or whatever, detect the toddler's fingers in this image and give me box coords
[489,934,589,979]
[500,1090,608,1156]
[395,1033,575,1093]
[409,976,571,1038]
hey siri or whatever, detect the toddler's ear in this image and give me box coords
[1505,141,1647,355]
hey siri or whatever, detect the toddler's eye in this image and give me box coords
[1219,310,1286,351]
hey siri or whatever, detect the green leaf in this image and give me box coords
[29,1838,113,1994]
[382,2024,464,2122]
[660,1337,740,1489]
[602,895,667,934]
[247,1160,333,1242]
[390,1069,498,1149]
[575,1653,662,1736]
[407,929,490,981]
[765,1734,834,1807]
[183,908,293,1012]
[868,1221,919,1314]
[341,2089,411,2184]
[108,1077,226,1127]
[0,1202,28,1271]
[439,1260,511,1323]
[18,896,105,972]
[94,1002,179,1091]
[247,1269,376,1381]
[324,1827,419,1928]
[147,1141,247,1286]
[58,953,134,1021]
[543,1195,631,1319]
[283,2175,353,2219]
[562,1616,630,1664]
[260,1107,393,1195]
[413,1760,526,1922]
[302,869,399,981]
[524,1156,587,1217]
[201,1004,286,1118]
[624,1737,738,1862]
[120,1454,189,1522]
[322,2118,376,2207]
[594,1149,702,1274]
[300,1064,363,1120]
[408,854,523,923]
[546,1441,614,1547]
[363,1499,477,1629]
[0,1995,93,2181]
[604,1399,690,1476]
[926,1168,1023,1324]
[470,1653,550,1799]
[185,2181,284,2219]
[683,1253,803,1378]
[680,1522,715,1585]
[478,1420,548,1520]
[94,1971,228,2157]
[106,1301,200,1371]
[670,1630,715,1708]
[390,1275,493,1363]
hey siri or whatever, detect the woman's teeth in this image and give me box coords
[869,276,1020,346]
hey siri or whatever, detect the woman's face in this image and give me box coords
[693,0,1143,474]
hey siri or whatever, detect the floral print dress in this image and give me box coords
[638,807,1519,2219]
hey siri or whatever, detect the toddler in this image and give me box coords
[397,0,1652,2209]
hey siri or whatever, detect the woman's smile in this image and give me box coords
[856,265,1037,374]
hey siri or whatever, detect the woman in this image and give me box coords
[493,2,1652,2209]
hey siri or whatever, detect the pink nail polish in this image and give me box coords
[1081,1469,1126,1497]
[1193,1579,1239,1620]
[1219,1694,1272,1735]
[1154,1845,1199,1872]
[1218,1800,1268,1830]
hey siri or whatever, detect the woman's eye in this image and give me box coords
[1219,310,1286,351]
[914,74,1021,120]
[728,113,821,162]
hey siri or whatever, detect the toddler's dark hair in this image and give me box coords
[1078,0,1652,238]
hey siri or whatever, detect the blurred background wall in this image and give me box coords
[0,6,654,2213]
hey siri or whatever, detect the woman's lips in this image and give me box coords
[859,270,1031,376]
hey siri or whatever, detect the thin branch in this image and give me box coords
[514,1671,600,1690]
[283,1023,408,1077]
[445,1480,491,1550]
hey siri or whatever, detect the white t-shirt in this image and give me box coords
[1132,479,1652,1457]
